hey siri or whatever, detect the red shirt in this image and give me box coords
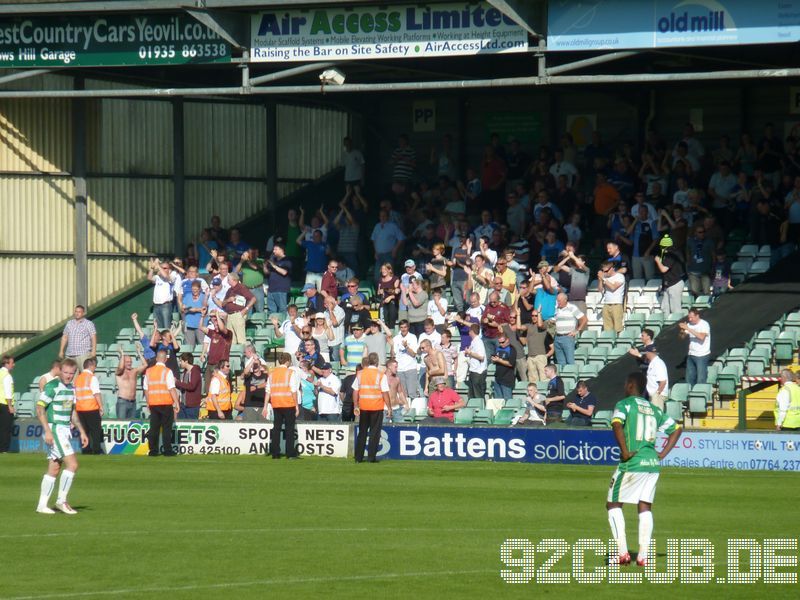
[175,364,202,407]
[223,282,255,314]
[481,157,507,190]
[482,302,510,339]
[321,271,339,299]
[428,388,462,422]
[207,327,233,364]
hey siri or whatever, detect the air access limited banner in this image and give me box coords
[10,419,350,457]
[250,2,528,62]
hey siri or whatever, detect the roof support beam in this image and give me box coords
[546,51,640,76]
[0,69,54,85]
[248,62,336,86]
[184,7,249,50]
[486,0,543,37]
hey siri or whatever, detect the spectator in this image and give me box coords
[150,325,180,378]
[543,364,566,423]
[405,276,428,336]
[384,358,410,420]
[513,382,547,426]
[343,294,371,335]
[710,250,733,301]
[234,249,265,314]
[0,355,14,452]
[532,260,559,321]
[371,210,405,280]
[179,280,206,347]
[38,360,61,394]
[310,313,334,363]
[364,320,390,366]
[506,191,527,237]
[147,258,179,330]
[553,245,590,313]
[340,277,367,310]
[654,234,686,314]
[221,273,255,345]
[473,210,498,244]
[605,240,630,276]
[628,328,656,374]
[298,206,328,243]
[774,369,800,431]
[628,205,657,281]
[448,234,471,312]
[225,228,249,267]
[178,264,209,298]
[552,293,587,366]
[297,227,328,288]
[199,311,232,392]
[426,377,465,422]
[196,229,218,274]
[456,166,482,213]
[465,253,493,304]
[549,148,579,189]
[598,261,625,333]
[302,283,325,315]
[315,363,342,422]
[686,224,714,297]
[298,338,325,377]
[419,339,446,395]
[376,263,400,329]
[335,258,356,290]
[679,308,711,386]
[425,242,448,291]
[339,362,362,422]
[320,259,340,302]
[324,296,346,368]
[58,305,97,369]
[644,345,669,410]
[389,133,416,195]
[131,313,156,363]
[115,346,146,420]
[464,324,487,400]
[342,136,365,188]
[495,256,518,304]
[296,360,317,421]
[207,215,227,246]
[340,324,367,371]
[482,291,511,358]
[480,144,507,212]
[427,288,448,332]
[265,243,292,315]
[566,380,597,426]
[592,172,621,251]
[438,330,458,389]
[175,352,202,421]
[271,304,305,362]
[490,334,517,401]
[563,213,583,246]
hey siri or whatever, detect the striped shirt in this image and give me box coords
[342,335,366,369]
[62,318,96,356]
[38,379,75,426]
[554,303,585,335]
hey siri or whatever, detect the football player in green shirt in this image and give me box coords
[607,372,682,566]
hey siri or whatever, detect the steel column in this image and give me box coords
[72,76,88,308]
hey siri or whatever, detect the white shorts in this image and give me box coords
[44,426,75,461]
[607,469,659,504]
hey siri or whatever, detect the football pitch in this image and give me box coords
[0,455,797,599]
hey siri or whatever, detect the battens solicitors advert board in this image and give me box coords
[250,2,528,62]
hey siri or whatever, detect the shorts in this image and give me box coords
[607,469,659,504]
[45,426,74,461]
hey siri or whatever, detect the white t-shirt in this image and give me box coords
[427,297,448,325]
[646,356,669,397]
[418,330,442,350]
[343,148,365,181]
[317,373,342,414]
[280,317,305,356]
[208,376,225,396]
[471,248,497,267]
[688,319,711,356]
[602,273,626,304]
[327,305,346,346]
[549,161,579,187]
[264,368,300,394]
[392,333,419,373]
[467,335,488,374]
[2,367,14,397]
[466,305,485,321]
[153,273,178,304]
[351,368,390,392]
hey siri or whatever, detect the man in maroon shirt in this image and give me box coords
[222,273,256,345]
[175,353,202,420]
[320,259,340,300]
[199,311,232,393]
[481,291,510,360]
[426,377,465,422]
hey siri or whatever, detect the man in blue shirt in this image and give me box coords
[180,281,206,347]
[297,229,328,288]
[566,380,597,426]
[630,205,657,280]
[225,228,250,268]
[265,243,292,315]
[371,209,405,281]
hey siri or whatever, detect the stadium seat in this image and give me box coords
[730,261,750,284]
[95,343,108,357]
[706,365,719,385]
[688,384,714,414]
[16,392,36,417]
[633,294,655,312]
[692,295,711,309]
[535,380,549,394]
[574,346,591,367]
[665,400,683,423]
[748,260,770,275]
[644,311,664,330]
[578,363,600,379]
[561,409,571,421]
[587,347,608,368]
[577,330,597,348]
[402,409,417,423]
[627,278,646,293]
[724,348,748,373]
[745,347,771,375]
[494,409,515,425]
[644,279,661,293]
[591,410,613,428]
[775,331,797,362]
[737,244,758,260]
[625,312,646,329]
[595,330,617,351]
[561,376,577,393]
[559,364,579,378]
[608,346,629,361]
[466,397,483,409]
[616,327,639,347]
[717,365,741,396]
[503,398,524,410]
[454,408,475,425]
[116,327,136,342]
[757,245,771,260]
[669,382,690,406]
[473,409,493,425]
[664,311,687,325]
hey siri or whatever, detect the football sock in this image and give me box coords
[38,474,56,508]
[638,511,654,562]
[608,507,628,555]
[57,470,75,504]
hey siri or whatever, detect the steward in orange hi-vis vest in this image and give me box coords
[74,371,100,412]
[144,354,178,457]
[73,364,104,454]
[268,353,299,459]
[353,355,390,463]
[145,363,173,406]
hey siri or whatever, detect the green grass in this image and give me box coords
[0,455,798,599]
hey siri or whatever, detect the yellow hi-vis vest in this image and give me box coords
[776,381,800,429]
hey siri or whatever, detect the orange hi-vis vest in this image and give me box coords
[211,372,232,411]
[74,370,100,412]
[357,367,385,411]
[145,363,173,407]
[269,366,296,408]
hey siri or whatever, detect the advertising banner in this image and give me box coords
[250,2,528,62]
[0,14,231,67]
[547,0,800,51]
[10,419,350,458]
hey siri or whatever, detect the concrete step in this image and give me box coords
[692,415,774,430]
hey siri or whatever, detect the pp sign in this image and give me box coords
[413,100,436,132]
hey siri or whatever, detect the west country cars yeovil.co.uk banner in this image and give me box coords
[250,2,528,62]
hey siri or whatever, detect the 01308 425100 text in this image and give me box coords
[500,538,798,584]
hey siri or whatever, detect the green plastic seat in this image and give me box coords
[454,408,475,425]
[595,330,617,351]
[591,409,613,428]
[473,409,494,425]
[665,400,684,423]
[466,397,483,409]
[688,384,714,414]
[669,382,690,406]
[494,409,515,425]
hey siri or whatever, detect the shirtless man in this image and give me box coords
[115,346,147,420]
[420,339,446,395]
[385,358,410,418]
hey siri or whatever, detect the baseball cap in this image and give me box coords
[302,283,316,291]
[321,362,332,370]
[404,259,415,268]
[643,344,658,353]
[432,376,447,386]
[352,324,364,330]
[537,260,550,269]
[211,277,222,286]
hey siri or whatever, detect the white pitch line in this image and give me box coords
[0,569,495,600]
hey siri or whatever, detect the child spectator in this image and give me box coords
[710,250,733,301]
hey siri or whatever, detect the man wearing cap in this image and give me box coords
[353,353,391,463]
[222,272,256,345]
[315,363,342,422]
[644,345,669,410]
[303,282,325,314]
[340,324,367,371]
[654,234,686,314]
[398,259,419,323]
[427,377,465,422]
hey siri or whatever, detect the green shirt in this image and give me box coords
[286,224,301,257]
[38,379,75,427]
[240,259,265,288]
[611,395,679,473]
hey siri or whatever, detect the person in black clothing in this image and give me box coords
[543,363,566,422]
[627,328,655,375]
[343,295,372,334]
[565,380,597,426]
[491,335,517,401]
[339,363,362,422]
[654,235,686,314]
[750,199,783,250]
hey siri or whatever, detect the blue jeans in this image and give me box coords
[153,303,173,330]
[493,382,513,401]
[116,399,137,420]
[329,344,341,366]
[483,337,499,361]
[318,413,341,422]
[554,334,576,365]
[686,354,709,386]
[178,406,200,420]
[249,286,265,314]
[267,291,288,315]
